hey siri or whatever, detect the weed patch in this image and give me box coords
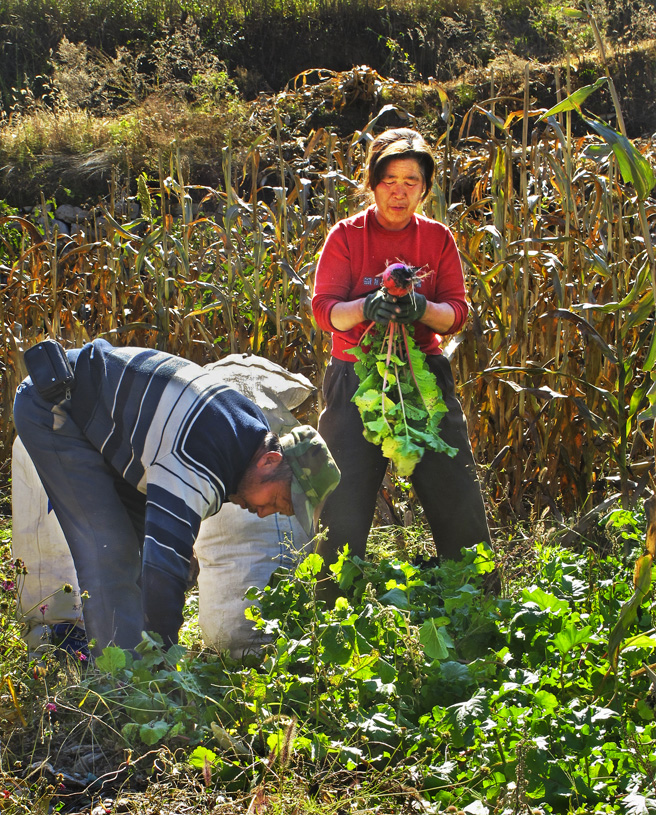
[2,509,656,811]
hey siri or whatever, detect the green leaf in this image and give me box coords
[445,689,490,735]
[121,722,139,741]
[643,324,656,372]
[381,434,423,476]
[607,554,653,670]
[337,744,364,770]
[583,116,656,201]
[353,388,383,414]
[402,401,429,421]
[538,77,607,121]
[363,417,390,445]
[472,104,507,133]
[375,657,397,685]
[472,541,497,574]
[553,624,594,655]
[420,618,452,660]
[534,690,559,714]
[521,586,570,615]
[624,790,656,815]
[101,209,148,241]
[379,587,410,609]
[638,371,656,422]
[139,719,170,745]
[96,646,127,676]
[296,552,323,579]
[562,7,587,17]
[376,360,396,385]
[321,623,355,665]
[636,699,656,721]
[164,644,187,668]
[189,745,219,769]
[440,661,472,685]
[349,325,455,475]
[624,633,656,650]
[334,559,362,592]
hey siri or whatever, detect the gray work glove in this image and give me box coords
[363,290,400,324]
[394,292,427,324]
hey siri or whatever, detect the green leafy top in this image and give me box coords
[347,323,456,476]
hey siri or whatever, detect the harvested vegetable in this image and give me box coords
[381,261,418,297]
[347,263,457,476]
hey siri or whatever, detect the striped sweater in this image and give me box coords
[68,339,269,643]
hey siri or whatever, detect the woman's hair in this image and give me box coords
[363,128,435,201]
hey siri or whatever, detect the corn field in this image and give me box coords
[1,69,655,527]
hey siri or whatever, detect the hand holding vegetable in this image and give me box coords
[363,290,399,324]
[394,292,427,324]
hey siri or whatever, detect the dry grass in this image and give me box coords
[0,6,655,524]
[0,65,654,527]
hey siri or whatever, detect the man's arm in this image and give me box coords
[141,482,205,647]
[141,564,187,647]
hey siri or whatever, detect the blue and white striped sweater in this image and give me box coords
[68,340,269,588]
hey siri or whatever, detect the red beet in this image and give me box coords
[381,262,417,297]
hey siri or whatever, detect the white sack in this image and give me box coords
[195,354,313,654]
[195,504,309,655]
[203,353,314,436]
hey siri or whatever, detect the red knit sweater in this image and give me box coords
[312,206,469,361]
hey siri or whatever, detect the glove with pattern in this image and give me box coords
[394,292,427,324]
[363,290,400,324]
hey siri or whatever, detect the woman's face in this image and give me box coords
[372,157,426,231]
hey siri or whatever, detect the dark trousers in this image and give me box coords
[13,379,147,653]
[317,355,490,564]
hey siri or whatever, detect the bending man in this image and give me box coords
[13,338,340,654]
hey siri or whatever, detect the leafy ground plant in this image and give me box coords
[2,506,656,813]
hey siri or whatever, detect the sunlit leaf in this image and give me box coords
[553,624,593,655]
[96,646,127,676]
[607,554,653,670]
[563,7,587,17]
[296,553,323,579]
[583,116,656,200]
[538,77,606,120]
[420,618,451,660]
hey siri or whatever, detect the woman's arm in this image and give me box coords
[418,300,456,334]
[328,298,367,331]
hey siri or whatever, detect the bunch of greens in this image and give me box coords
[347,322,456,476]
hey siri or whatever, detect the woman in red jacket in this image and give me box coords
[312,127,490,569]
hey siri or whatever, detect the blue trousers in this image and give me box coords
[13,379,146,653]
[317,355,491,564]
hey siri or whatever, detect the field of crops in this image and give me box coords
[1,63,655,523]
[1,3,656,810]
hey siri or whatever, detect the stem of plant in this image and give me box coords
[380,322,396,429]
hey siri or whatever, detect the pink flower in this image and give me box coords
[45,702,57,712]
[76,651,88,662]
[1,581,14,591]
[39,604,49,616]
